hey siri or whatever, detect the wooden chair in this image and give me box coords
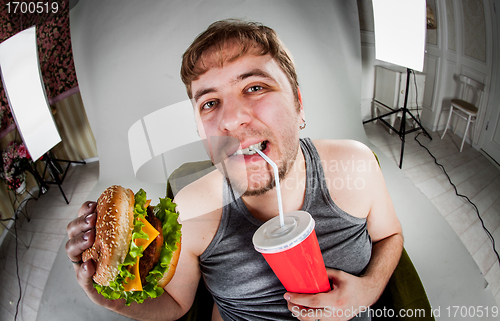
[441,75,485,152]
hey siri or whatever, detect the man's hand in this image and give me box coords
[284,268,375,321]
[65,201,125,310]
[64,200,200,321]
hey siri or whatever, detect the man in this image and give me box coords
[66,19,403,320]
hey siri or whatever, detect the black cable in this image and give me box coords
[2,197,25,320]
[409,71,498,266]
[1,218,23,320]
[414,132,500,267]
[11,96,24,320]
[411,70,421,121]
[14,216,22,321]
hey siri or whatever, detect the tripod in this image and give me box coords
[37,152,86,204]
[364,68,432,168]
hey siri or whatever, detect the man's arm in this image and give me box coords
[359,141,404,305]
[284,140,403,320]
[66,201,202,321]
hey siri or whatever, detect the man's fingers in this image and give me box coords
[66,202,97,269]
[326,267,345,288]
[76,260,96,289]
[67,210,96,239]
[68,201,97,239]
[78,201,97,217]
[66,228,95,263]
[284,292,329,309]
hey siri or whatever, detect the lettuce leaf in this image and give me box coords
[94,189,182,305]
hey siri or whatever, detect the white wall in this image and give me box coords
[70,0,364,201]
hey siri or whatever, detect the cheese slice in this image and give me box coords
[123,256,142,291]
[123,216,160,291]
[134,217,160,248]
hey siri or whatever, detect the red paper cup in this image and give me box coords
[252,211,330,294]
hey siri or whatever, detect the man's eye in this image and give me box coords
[202,100,218,110]
[246,85,263,93]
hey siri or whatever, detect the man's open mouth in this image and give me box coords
[231,141,268,156]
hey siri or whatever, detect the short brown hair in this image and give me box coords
[181,19,299,101]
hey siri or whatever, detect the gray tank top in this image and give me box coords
[200,138,372,320]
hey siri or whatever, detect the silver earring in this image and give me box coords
[299,119,306,130]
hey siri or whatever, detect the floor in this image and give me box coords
[0,123,499,320]
[0,161,99,321]
[364,121,500,307]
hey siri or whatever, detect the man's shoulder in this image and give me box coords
[310,139,376,163]
[173,169,224,257]
[174,169,224,221]
[308,140,381,219]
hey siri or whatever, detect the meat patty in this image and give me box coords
[138,207,161,285]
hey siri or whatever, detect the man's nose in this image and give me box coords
[219,100,252,132]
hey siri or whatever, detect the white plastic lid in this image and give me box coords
[252,210,314,254]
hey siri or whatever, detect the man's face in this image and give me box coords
[191,44,304,196]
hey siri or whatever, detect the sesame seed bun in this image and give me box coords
[82,185,135,286]
[82,185,182,295]
[157,239,181,288]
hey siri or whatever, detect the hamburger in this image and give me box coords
[82,185,182,305]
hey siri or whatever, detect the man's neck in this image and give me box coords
[241,147,307,222]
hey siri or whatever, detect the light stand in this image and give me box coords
[38,152,86,204]
[364,68,431,168]
[366,0,430,169]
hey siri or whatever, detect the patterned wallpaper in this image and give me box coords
[462,0,486,62]
[0,0,78,131]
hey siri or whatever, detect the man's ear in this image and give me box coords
[297,87,305,119]
[297,87,303,108]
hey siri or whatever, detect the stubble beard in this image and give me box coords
[241,137,299,197]
[241,163,288,197]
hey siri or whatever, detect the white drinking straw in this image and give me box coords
[254,148,285,228]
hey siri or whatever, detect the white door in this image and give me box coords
[481,97,500,165]
[481,1,500,165]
